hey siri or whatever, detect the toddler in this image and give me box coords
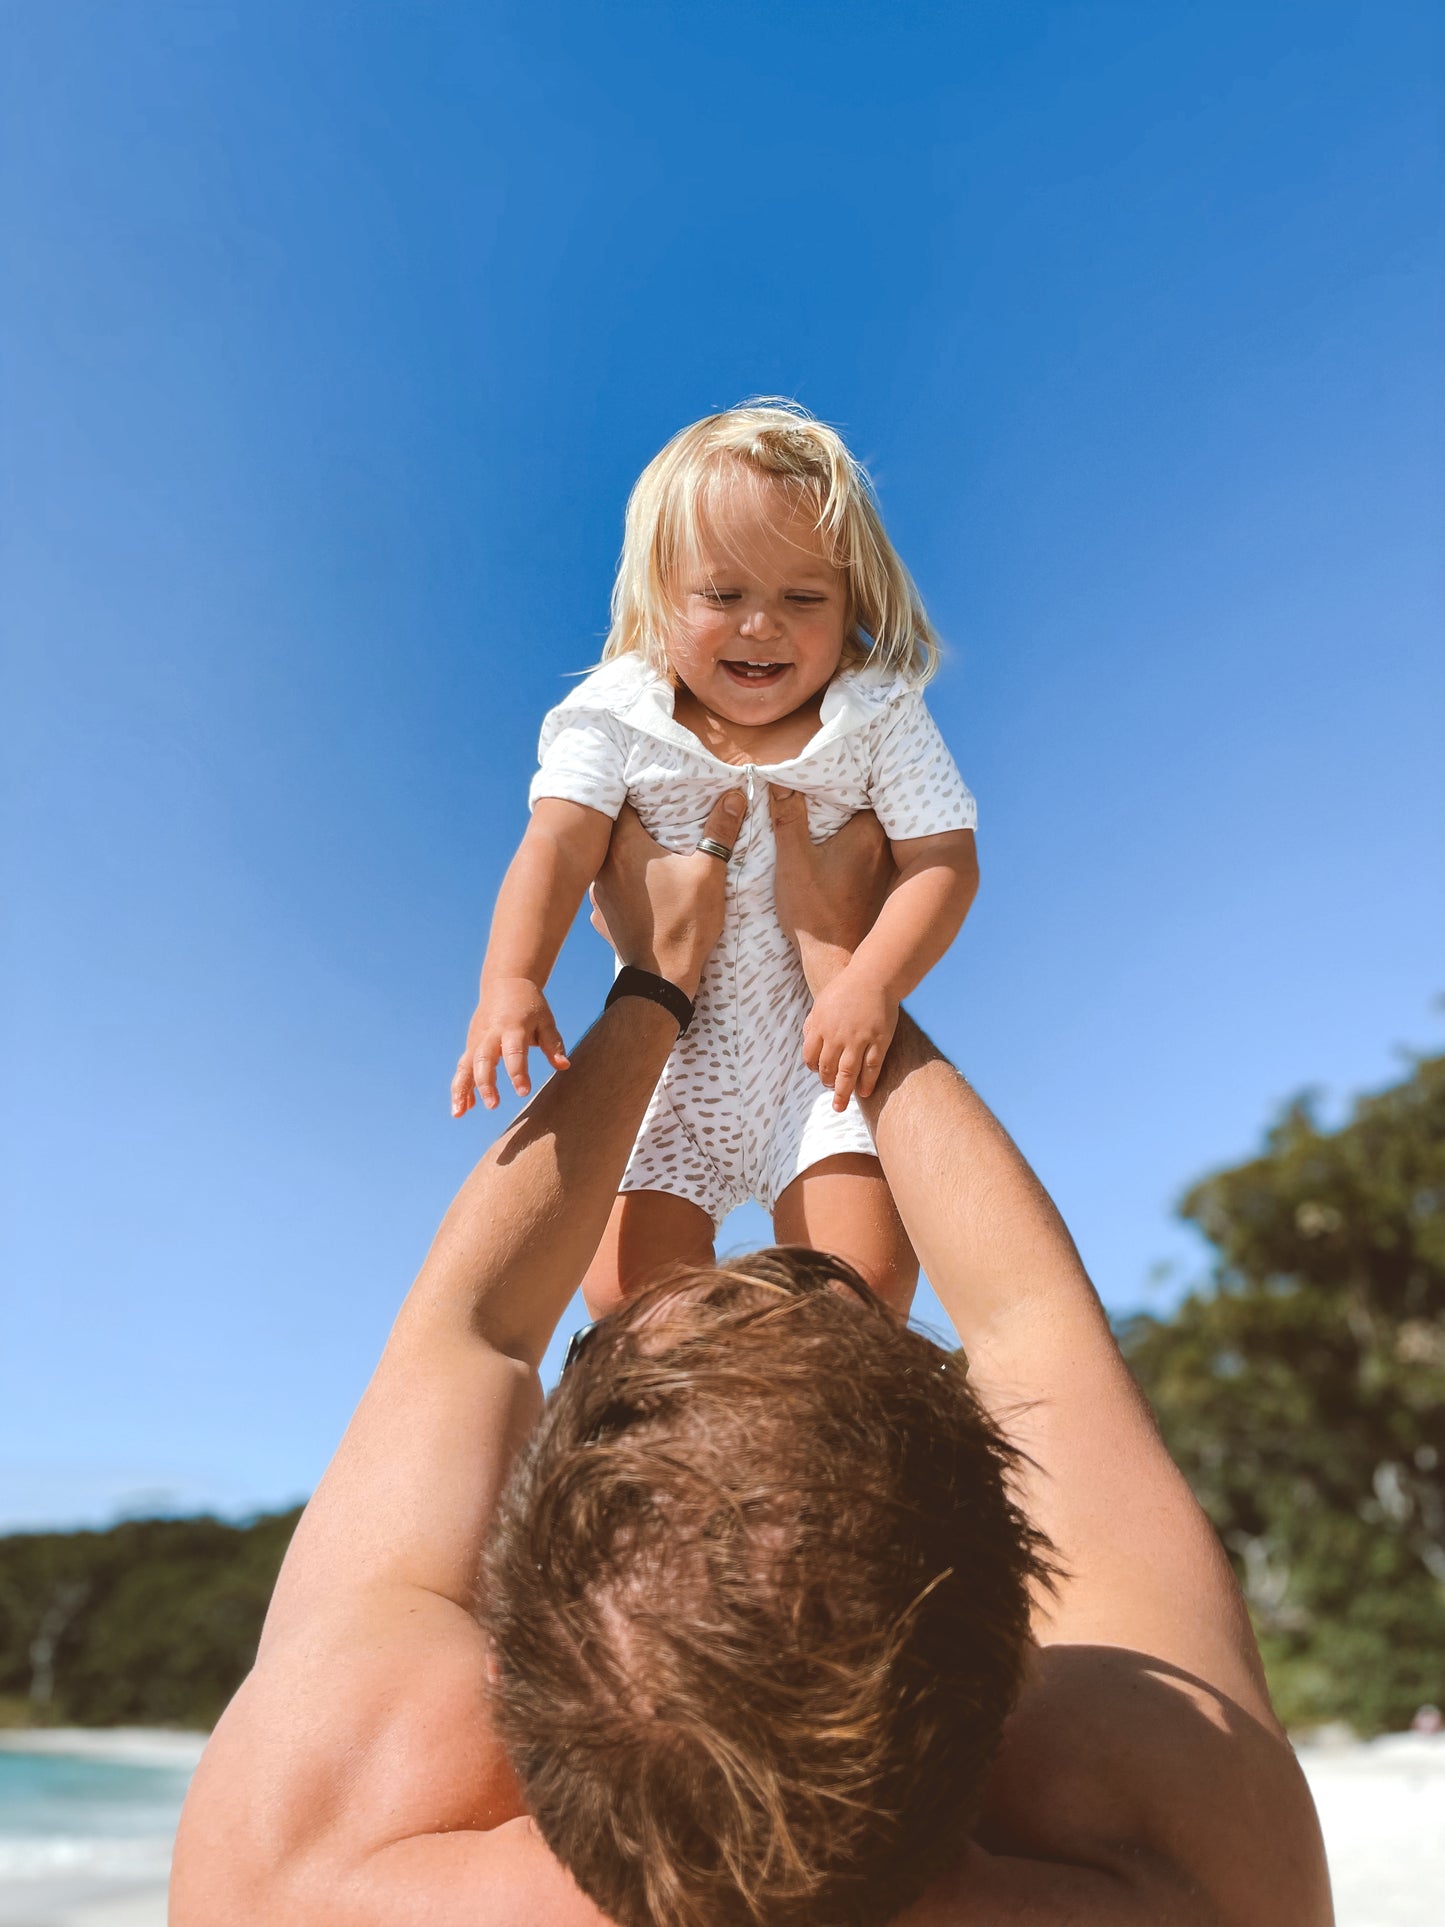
[451,400,978,1316]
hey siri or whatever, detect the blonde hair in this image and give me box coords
[603,398,941,685]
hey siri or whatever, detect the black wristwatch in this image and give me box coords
[604,965,696,1035]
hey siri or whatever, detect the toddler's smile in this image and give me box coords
[720,659,792,686]
[665,474,849,730]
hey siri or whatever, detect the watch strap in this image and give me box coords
[604,965,695,1036]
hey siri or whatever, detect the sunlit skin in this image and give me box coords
[448,461,978,1312]
[172,800,1332,1927]
[446,476,856,1121]
[666,474,851,761]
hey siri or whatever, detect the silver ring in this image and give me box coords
[696,836,734,863]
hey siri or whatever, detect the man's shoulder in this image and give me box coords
[970,1643,1331,1926]
[172,1589,532,1926]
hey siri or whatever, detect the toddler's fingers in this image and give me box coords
[858,1044,885,1100]
[501,1032,532,1098]
[832,1048,861,1113]
[474,1047,501,1112]
[450,1057,474,1118]
[802,1024,822,1074]
[541,1018,570,1071]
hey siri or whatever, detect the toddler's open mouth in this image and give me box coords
[721,660,789,687]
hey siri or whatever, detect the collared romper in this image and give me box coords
[529,655,977,1226]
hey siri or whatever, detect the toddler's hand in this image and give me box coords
[802,966,899,1112]
[451,978,570,1115]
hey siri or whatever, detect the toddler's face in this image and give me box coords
[664,475,849,728]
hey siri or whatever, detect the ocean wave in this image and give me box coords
[0,1832,175,1881]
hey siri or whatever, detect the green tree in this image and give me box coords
[1122,1052,1445,1733]
[0,1509,301,1729]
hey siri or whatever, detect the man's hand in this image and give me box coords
[803,965,900,1109]
[769,785,896,993]
[591,791,744,998]
[452,979,570,1114]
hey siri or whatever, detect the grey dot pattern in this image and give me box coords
[529,658,977,1225]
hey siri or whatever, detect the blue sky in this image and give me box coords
[3,2,1441,1531]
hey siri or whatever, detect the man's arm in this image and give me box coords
[172,793,743,1927]
[769,786,1269,1714]
[869,1021,1269,1698]
[266,790,740,1634]
[771,788,1331,1925]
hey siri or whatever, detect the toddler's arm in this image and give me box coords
[801,824,978,1112]
[451,799,614,1115]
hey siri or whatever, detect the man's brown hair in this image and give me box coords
[482,1249,1054,1927]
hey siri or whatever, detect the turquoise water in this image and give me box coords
[0,1749,195,1882]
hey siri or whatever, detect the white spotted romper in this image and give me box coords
[529,654,977,1226]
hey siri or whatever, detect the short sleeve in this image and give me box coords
[529,707,631,820]
[866,691,977,840]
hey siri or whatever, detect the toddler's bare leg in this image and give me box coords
[581,1189,716,1320]
[771,1153,919,1317]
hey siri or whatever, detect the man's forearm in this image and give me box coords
[859,1014,1111,1385]
[408,995,682,1366]
[433,790,737,1363]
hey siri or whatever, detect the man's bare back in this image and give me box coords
[171,791,1331,1926]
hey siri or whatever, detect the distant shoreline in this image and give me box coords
[0,1727,207,1768]
[4,1722,1443,1776]
[0,1729,1441,1926]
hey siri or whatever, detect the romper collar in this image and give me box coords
[552,653,911,764]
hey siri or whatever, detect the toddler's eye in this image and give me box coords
[697,589,740,604]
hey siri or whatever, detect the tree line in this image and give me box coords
[3,1052,1441,1734]
[0,1508,301,1729]
[1124,1048,1444,1733]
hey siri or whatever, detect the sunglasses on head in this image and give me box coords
[559,1294,960,1382]
[560,1267,884,1380]
[562,1319,603,1377]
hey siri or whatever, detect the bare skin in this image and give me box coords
[580,1153,919,1318]
[171,791,1332,1927]
[449,479,978,1124]
[771,787,1332,1924]
[450,469,976,1316]
[578,784,922,1320]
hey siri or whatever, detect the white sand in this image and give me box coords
[1298,1734,1445,1927]
[0,1883,173,1927]
[1,1729,1441,1925]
